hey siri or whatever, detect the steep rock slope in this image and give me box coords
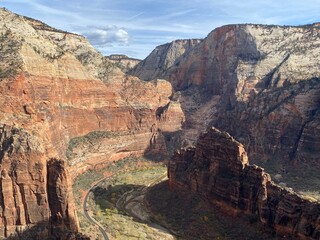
[168,128,320,239]
[0,8,184,173]
[131,39,202,81]
[133,23,320,167]
[0,8,184,237]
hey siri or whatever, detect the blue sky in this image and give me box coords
[1,0,320,59]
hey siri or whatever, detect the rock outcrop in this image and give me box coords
[0,7,184,174]
[132,23,320,168]
[131,39,202,81]
[0,7,184,237]
[0,125,78,239]
[168,127,320,239]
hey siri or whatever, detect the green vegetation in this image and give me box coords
[281,166,320,201]
[72,155,141,203]
[0,29,23,79]
[147,182,276,240]
[73,155,276,239]
[88,166,169,239]
[72,156,168,239]
[260,158,320,201]
[66,131,120,162]
[30,45,65,62]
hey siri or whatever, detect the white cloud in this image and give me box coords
[83,26,130,46]
[2,0,320,59]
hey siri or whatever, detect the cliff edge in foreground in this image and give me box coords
[168,127,320,239]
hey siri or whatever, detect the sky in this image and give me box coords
[0,0,320,59]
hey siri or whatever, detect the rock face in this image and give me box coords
[131,39,202,81]
[0,7,184,173]
[168,127,320,239]
[0,8,184,237]
[133,23,320,167]
[0,125,78,239]
[107,54,141,73]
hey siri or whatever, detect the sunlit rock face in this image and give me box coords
[131,39,202,81]
[0,8,184,237]
[0,125,79,238]
[169,128,320,240]
[133,23,320,167]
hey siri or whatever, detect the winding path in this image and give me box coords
[83,177,111,240]
[82,171,170,239]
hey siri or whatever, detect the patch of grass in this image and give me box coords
[72,155,141,204]
[281,165,320,201]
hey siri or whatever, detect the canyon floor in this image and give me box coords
[71,157,301,240]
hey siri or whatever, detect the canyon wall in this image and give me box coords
[0,125,79,239]
[131,39,202,81]
[0,7,184,174]
[132,24,320,167]
[168,127,320,239]
[0,8,184,237]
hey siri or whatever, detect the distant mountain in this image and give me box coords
[133,23,320,169]
[131,39,202,80]
[107,54,141,73]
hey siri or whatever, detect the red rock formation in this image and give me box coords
[133,23,320,168]
[47,158,79,237]
[0,125,79,238]
[0,8,185,237]
[168,127,320,239]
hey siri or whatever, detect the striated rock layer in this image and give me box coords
[0,7,184,172]
[0,8,184,237]
[133,23,320,167]
[168,127,320,239]
[0,125,78,239]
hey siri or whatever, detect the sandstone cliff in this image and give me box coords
[132,23,320,168]
[168,127,320,239]
[0,125,79,239]
[131,39,202,81]
[0,7,184,173]
[0,8,184,237]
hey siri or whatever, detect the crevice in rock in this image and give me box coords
[289,106,320,161]
[17,184,30,224]
[156,102,170,121]
[261,53,290,89]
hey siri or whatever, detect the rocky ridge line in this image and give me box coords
[0,7,185,238]
[168,127,320,239]
[132,23,320,167]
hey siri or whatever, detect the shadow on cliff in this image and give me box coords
[143,129,184,162]
[5,219,88,240]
